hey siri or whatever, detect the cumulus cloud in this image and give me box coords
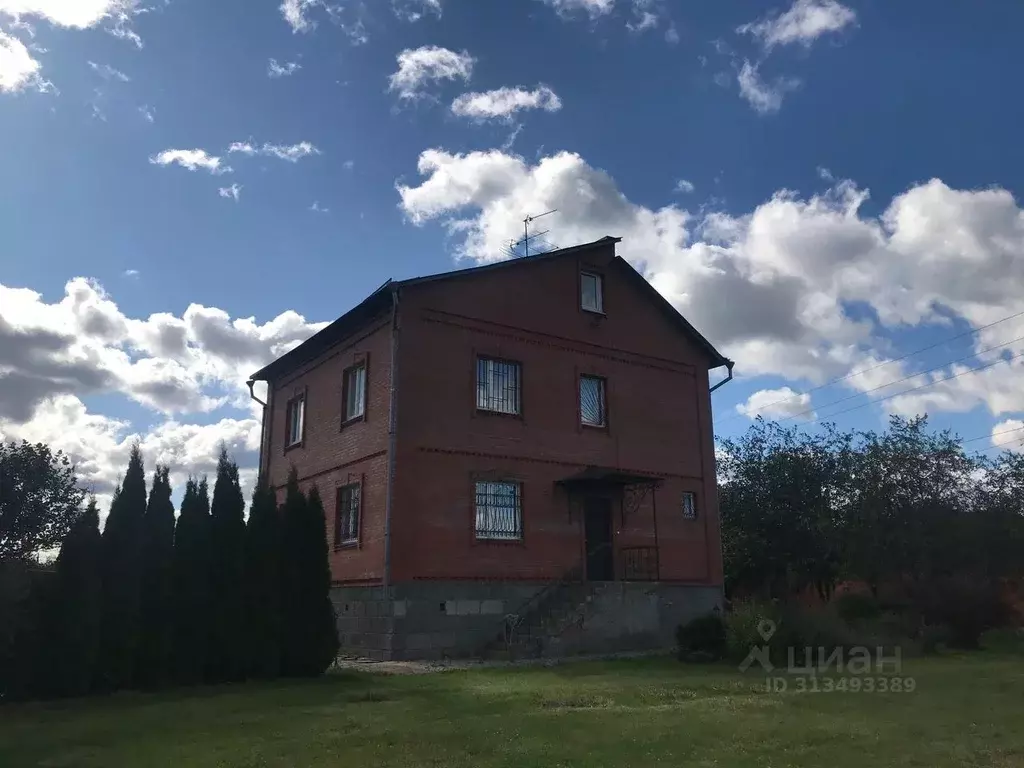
[737,60,800,114]
[396,147,1024,420]
[626,0,664,33]
[538,0,614,19]
[0,276,327,426]
[0,29,47,93]
[738,0,856,50]
[389,45,474,101]
[451,85,561,121]
[228,141,320,162]
[150,149,230,174]
[268,58,301,78]
[675,179,695,194]
[736,388,814,420]
[393,0,441,22]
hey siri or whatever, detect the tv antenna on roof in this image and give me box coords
[510,209,557,258]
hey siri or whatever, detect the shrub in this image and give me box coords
[723,600,781,662]
[834,592,882,623]
[909,576,1010,650]
[676,614,726,661]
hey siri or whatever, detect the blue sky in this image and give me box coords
[3,0,1024,503]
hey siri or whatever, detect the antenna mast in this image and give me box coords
[515,209,557,258]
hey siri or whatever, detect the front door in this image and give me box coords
[584,497,614,581]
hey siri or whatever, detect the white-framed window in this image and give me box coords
[581,272,603,313]
[580,375,606,427]
[476,357,521,415]
[474,481,522,540]
[682,492,697,520]
[335,483,361,546]
[344,362,366,421]
[285,393,305,447]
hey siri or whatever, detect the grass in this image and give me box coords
[2,653,1024,767]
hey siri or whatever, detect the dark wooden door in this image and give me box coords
[584,497,614,581]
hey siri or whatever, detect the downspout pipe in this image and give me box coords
[247,379,268,486]
[383,287,400,592]
[709,360,735,394]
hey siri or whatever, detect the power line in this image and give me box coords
[781,333,1024,423]
[721,307,1024,423]
[789,347,1024,426]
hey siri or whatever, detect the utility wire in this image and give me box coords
[788,347,1024,426]
[721,307,1024,423]
[781,333,1024,423]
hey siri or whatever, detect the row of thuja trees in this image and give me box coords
[3,446,338,700]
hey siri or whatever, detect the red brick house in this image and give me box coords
[248,237,734,660]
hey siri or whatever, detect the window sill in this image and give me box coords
[340,414,366,430]
[284,440,304,453]
[475,408,523,420]
[334,540,360,551]
[474,536,525,546]
[581,422,609,432]
[581,307,606,317]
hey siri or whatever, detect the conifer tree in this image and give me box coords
[208,448,246,682]
[48,498,103,697]
[136,466,176,688]
[244,483,282,679]
[280,472,338,676]
[96,444,147,691]
[172,477,211,685]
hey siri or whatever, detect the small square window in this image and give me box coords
[343,363,367,421]
[474,481,522,540]
[476,357,521,415]
[580,375,606,427]
[682,492,697,520]
[285,393,305,447]
[335,483,361,546]
[581,272,603,313]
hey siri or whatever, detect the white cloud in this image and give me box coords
[738,0,856,50]
[268,58,301,78]
[665,23,679,43]
[736,387,814,420]
[122,269,139,278]
[280,0,319,33]
[150,148,231,174]
[0,276,327,427]
[393,0,441,22]
[626,0,662,33]
[538,0,614,19]
[990,420,1024,454]
[138,104,154,122]
[0,0,139,29]
[396,147,1024,421]
[228,141,320,162]
[0,29,47,93]
[737,60,800,114]
[310,201,329,213]
[219,183,242,202]
[88,60,129,81]
[451,85,561,121]
[389,45,475,101]
[675,179,695,194]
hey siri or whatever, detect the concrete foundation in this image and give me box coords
[331,581,723,661]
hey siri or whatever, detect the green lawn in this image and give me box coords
[2,654,1023,767]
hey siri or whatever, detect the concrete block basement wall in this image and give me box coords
[331,582,723,661]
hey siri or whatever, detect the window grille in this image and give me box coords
[580,375,606,427]
[474,481,522,540]
[476,358,521,415]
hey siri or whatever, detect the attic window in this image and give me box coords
[581,272,603,313]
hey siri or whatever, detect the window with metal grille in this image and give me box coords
[580,375,606,427]
[581,272,603,313]
[682,492,697,520]
[285,393,305,447]
[476,357,521,415]
[335,483,361,546]
[474,481,522,540]
[343,363,366,421]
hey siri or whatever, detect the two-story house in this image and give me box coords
[248,237,734,660]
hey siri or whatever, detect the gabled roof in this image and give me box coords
[249,237,731,382]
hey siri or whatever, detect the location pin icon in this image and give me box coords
[757,619,776,642]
